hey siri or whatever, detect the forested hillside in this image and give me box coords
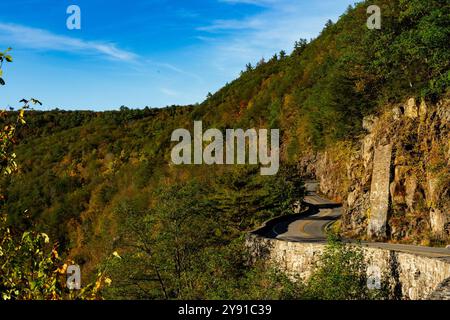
[1,0,448,299]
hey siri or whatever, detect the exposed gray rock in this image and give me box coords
[363,115,378,133]
[426,173,440,207]
[347,189,358,208]
[368,144,393,239]
[362,134,374,169]
[392,106,402,121]
[436,100,450,124]
[419,99,427,120]
[430,208,448,238]
[405,174,418,211]
[405,98,418,119]
[299,97,449,244]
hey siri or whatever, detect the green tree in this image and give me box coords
[0,49,107,300]
[301,236,390,300]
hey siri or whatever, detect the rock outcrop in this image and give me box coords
[300,96,450,244]
[368,144,393,239]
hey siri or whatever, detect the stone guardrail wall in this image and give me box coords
[429,278,450,300]
[246,234,450,300]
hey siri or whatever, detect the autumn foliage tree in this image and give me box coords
[0,49,107,300]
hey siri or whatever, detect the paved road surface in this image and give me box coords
[260,182,450,261]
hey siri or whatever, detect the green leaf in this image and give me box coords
[4,55,12,62]
[0,78,5,86]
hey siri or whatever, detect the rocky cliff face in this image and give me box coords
[300,96,450,245]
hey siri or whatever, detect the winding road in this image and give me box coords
[258,181,450,261]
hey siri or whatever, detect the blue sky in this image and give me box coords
[0,0,356,110]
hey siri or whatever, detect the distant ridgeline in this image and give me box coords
[2,0,448,297]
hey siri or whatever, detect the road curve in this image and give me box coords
[256,181,450,261]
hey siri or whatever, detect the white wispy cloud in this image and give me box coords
[0,22,138,62]
[195,0,334,78]
[160,87,179,97]
[197,18,264,32]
